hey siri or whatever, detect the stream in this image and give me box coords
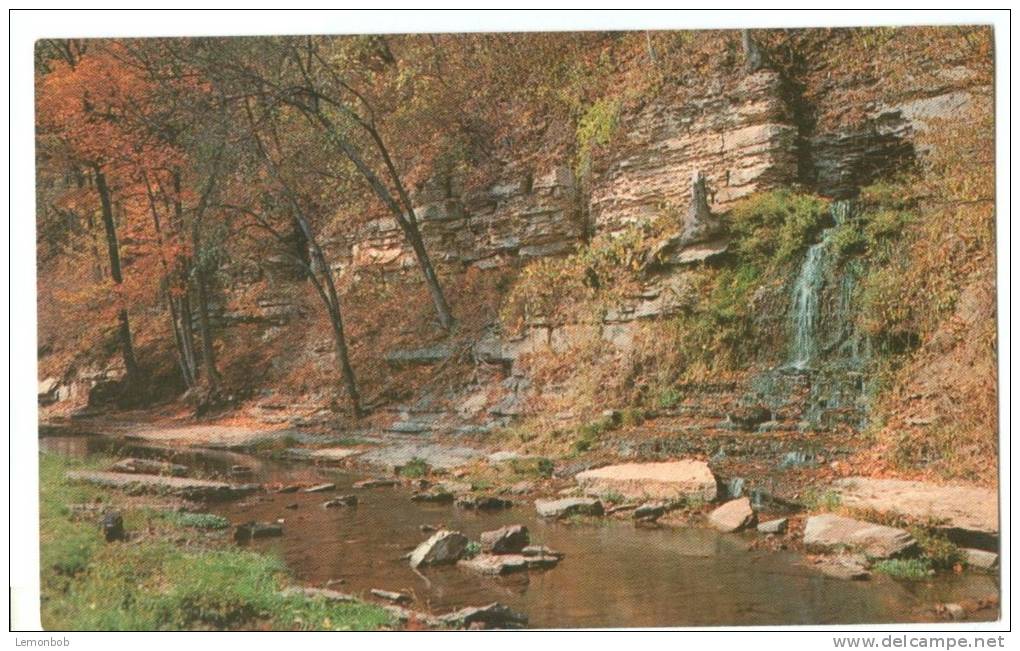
[42,435,999,628]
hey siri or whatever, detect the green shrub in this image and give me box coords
[729,189,830,271]
[873,558,932,580]
[911,527,964,570]
[398,457,429,478]
[575,98,620,177]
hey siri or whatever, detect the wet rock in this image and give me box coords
[812,555,871,580]
[67,470,256,502]
[633,502,667,522]
[110,458,189,477]
[575,460,717,501]
[234,521,283,543]
[302,483,336,493]
[535,497,604,519]
[410,489,454,504]
[480,525,530,554]
[353,478,399,489]
[409,530,469,568]
[285,503,299,510]
[101,511,124,542]
[803,514,916,559]
[456,495,513,511]
[438,602,528,629]
[230,465,253,475]
[457,554,529,576]
[277,484,301,493]
[370,588,411,604]
[757,518,789,534]
[709,497,757,533]
[963,548,999,571]
[606,503,639,515]
[323,495,358,508]
[420,524,439,533]
[522,545,564,559]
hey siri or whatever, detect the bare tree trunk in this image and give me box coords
[175,169,220,392]
[93,165,139,381]
[310,110,455,330]
[144,174,196,388]
[296,216,362,417]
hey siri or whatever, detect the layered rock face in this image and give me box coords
[324,166,583,277]
[589,70,798,233]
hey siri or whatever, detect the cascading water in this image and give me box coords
[787,200,853,370]
[750,199,869,431]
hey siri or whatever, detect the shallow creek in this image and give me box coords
[42,435,998,628]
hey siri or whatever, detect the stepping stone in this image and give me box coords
[279,586,356,602]
[803,514,916,559]
[811,555,871,580]
[575,460,717,501]
[303,483,336,493]
[456,495,513,510]
[411,489,454,504]
[534,497,604,519]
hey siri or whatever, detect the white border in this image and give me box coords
[6,7,1012,649]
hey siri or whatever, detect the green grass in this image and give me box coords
[397,457,429,478]
[161,511,231,530]
[39,451,393,631]
[873,558,932,580]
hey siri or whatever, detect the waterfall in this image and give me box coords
[787,200,853,370]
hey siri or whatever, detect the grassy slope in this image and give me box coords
[39,452,394,631]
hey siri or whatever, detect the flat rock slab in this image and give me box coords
[575,461,717,501]
[110,458,189,477]
[832,477,998,537]
[66,470,256,501]
[535,497,604,519]
[458,553,559,576]
[438,602,528,629]
[708,497,757,533]
[308,448,363,462]
[360,442,485,471]
[803,514,916,559]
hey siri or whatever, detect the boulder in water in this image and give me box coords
[409,530,469,568]
[480,525,529,554]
